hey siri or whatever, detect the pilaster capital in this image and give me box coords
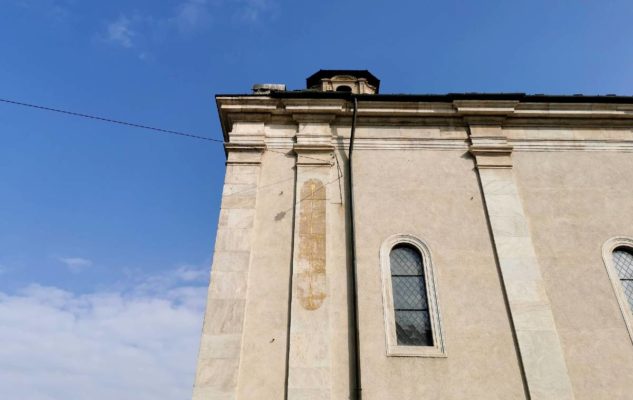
[292,113,335,149]
[292,143,334,167]
[466,119,513,169]
[224,143,265,166]
[226,112,270,145]
[469,142,513,169]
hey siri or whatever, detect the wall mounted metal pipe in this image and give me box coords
[348,96,362,400]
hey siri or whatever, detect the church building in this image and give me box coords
[193,70,633,400]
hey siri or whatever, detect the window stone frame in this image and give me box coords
[602,236,633,345]
[380,234,446,357]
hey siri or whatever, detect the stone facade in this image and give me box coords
[193,71,633,399]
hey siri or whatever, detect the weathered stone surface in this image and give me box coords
[296,179,327,311]
[192,153,262,400]
[287,168,332,399]
[193,90,633,400]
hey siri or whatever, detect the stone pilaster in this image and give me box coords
[192,143,264,400]
[466,115,575,400]
[286,114,335,400]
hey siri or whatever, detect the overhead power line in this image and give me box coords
[0,97,223,143]
[0,97,336,164]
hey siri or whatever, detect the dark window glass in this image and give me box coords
[613,247,633,312]
[390,244,433,346]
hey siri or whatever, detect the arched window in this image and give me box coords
[390,244,433,346]
[613,247,633,312]
[335,85,352,93]
[602,238,633,343]
[380,235,445,357]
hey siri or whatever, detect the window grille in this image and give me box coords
[380,234,445,356]
[390,244,433,346]
[602,237,633,345]
[613,247,633,313]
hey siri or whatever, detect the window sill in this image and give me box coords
[387,344,447,358]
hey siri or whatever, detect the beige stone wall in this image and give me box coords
[236,151,296,399]
[351,146,527,399]
[513,150,633,399]
[194,95,633,400]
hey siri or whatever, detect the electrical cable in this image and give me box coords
[0,97,223,143]
[0,97,334,164]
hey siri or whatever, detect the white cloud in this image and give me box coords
[102,1,212,51]
[105,15,135,48]
[235,0,278,22]
[0,267,208,400]
[58,256,93,272]
[173,0,212,33]
[175,265,209,282]
[15,0,72,23]
[100,0,278,55]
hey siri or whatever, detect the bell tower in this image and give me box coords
[306,69,380,94]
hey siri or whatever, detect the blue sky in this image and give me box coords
[1,1,632,399]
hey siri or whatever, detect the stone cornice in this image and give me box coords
[224,143,266,152]
[284,98,347,114]
[454,100,519,116]
[216,96,633,148]
[293,144,334,152]
[509,139,633,152]
[291,113,337,124]
[218,96,633,123]
[354,101,456,117]
[515,102,633,119]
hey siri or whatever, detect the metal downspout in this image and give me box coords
[349,96,362,400]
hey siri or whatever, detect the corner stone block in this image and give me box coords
[205,299,246,335]
[211,251,251,272]
[194,357,239,388]
[215,228,252,252]
[200,333,242,359]
[209,271,248,300]
[221,195,257,209]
